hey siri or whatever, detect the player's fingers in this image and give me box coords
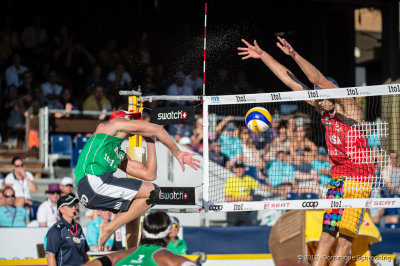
[254,40,259,47]
[238,52,248,56]
[237,47,248,51]
[242,55,251,60]
[241,39,251,47]
[276,42,283,49]
[193,162,201,168]
[192,157,201,163]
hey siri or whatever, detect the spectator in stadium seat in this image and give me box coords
[381,151,400,196]
[5,53,28,87]
[45,194,89,265]
[0,187,29,227]
[209,139,228,168]
[167,216,188,255]
[225,161,275,225]
[4,85,27,128]
[216,117,242,160]
[41,70,63,108]
[266,150,296,196]
[99,39,120,71]
[54,87,77,118]
[311,147,332,194]
[17,70,34,96]
[191,116,203,154]
[4,156,37,207]
[60,177,75,197]
[37,183,61,227]
[86,65,108,96]
[293,148,319,195]
[167,71,194,106]
[264,124,291,162]
[21,16,48,51]
[86,210,114,252]
[107,63,132,91]
[290,124,317,163]
[239,128,263,167]
[184,68,202,94]
[168,124,193,143]
[179,136,193,150]
[82,85,111,118]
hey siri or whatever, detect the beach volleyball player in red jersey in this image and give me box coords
[238,37,374,266]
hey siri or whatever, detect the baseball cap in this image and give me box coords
[317,147,328,155]
[61,177,74,186]
[109,110,142,121]
[235,160,245,168]
[313,77,339,90]
[272,113,281,122]
[57,194,79,211]
[170,216,180,225]
[179,136,192,145]
[226,121,236,131]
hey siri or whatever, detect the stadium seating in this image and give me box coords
[384,223,400,229]
[50,134,73,156]
[76,136,89,149]
[300,193,319,200]
[70,147,82,168]
[287,192,300,200]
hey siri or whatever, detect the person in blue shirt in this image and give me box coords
[44,194,89,266]
[0,187,29,227]
[86,210,114,251]
[267,150,296,190]
[218,120,243,160]
[311,147,332,186]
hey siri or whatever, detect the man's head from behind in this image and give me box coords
[109,110,142,121]
[233,160,245,177]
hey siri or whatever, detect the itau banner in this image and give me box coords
[150,106,195,125]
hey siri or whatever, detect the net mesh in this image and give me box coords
[203,85,400,211]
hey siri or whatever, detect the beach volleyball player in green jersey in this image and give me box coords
[74,110,200,251]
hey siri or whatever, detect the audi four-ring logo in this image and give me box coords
[208,205,223,211]
[302,201,319,208]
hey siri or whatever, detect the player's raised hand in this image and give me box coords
[237,39,264,60]
[177,151,200,171]
[276,36,296,57]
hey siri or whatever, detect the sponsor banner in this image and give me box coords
[205,198,400,212]
[150,106,195,125]
[158,187,195,205]
[203,84,400,105]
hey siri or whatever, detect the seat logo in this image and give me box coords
[208,205,223,211]
[302,201,319,208]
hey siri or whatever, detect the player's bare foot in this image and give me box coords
[98,222,113,251]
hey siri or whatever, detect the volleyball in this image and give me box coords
[245,107,271,133]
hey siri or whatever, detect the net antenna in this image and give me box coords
[203,83,400,212]
[203,3,208,96]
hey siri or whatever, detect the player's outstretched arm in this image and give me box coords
[238,39,308,92]
[113,120,200,171]
[276,37,338,90]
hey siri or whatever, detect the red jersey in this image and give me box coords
[321,111,374,181]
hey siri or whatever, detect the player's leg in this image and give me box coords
[98,182,160,250]
[312,177,345,266]
[329,234,353,266]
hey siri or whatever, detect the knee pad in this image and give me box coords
[96,255,112,266]
[146,184,161,207]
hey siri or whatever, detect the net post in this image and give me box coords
[202,99,210,211]
[125,95,145,249]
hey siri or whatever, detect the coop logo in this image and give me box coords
[307,90,319,99]
[151,107,195,125]
[302,201,319,209]
[211,96,220,102]
[271,93,282,101]
[209,205,223,211]
[158,187,195,205]
[236,95,246,102]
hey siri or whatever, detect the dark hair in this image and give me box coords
[11,156,22,165]
[3,186,15,196]
[140,211,171,247]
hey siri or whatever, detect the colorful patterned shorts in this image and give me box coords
[322,177,371,238]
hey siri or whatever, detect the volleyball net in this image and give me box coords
[202,84,400,212]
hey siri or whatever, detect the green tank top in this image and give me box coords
[74,133,126,185]
[115,245,164,266]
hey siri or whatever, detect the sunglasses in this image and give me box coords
[66,203,77,208]
[172,224,180,229]
[64,184,73,187]
[48,192,60,195]
[14,164,24,167]
[5,194,15,198]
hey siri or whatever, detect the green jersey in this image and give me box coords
[116,245,164,266]
[167,238,188,255]
[74,133,126,185]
